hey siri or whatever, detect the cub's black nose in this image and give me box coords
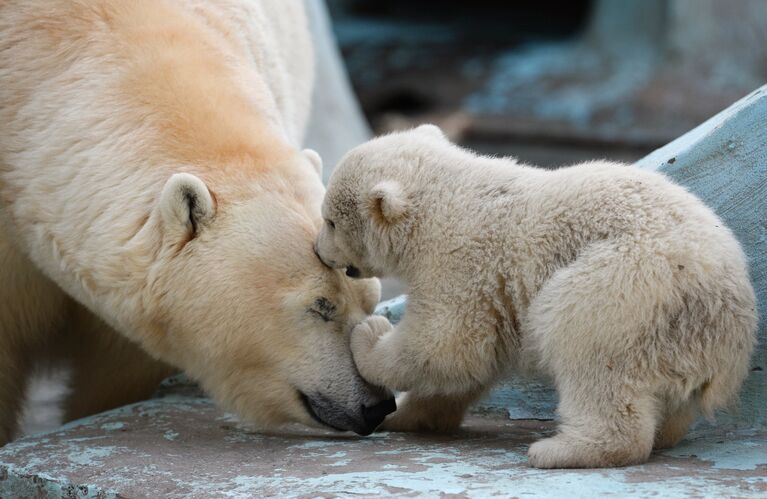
[345,266,361,278]
[359,397,397,435]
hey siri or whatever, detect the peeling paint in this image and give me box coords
[1,386,764,497]
[164,430,179,441]
[99,422,125,431]
[66,446,119,466]
[661,432,767,471]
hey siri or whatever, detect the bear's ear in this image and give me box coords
[303,148,323,177]
[159,173,216,238]
[369,180,408,224]
[415,124,446,140]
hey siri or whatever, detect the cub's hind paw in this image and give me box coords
[528,436,575,469]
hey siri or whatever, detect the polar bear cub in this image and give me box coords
[315,125,757,468]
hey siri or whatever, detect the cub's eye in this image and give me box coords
[326,219,335,229]
[308,297,336,322]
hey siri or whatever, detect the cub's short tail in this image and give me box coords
[699,311,758,420]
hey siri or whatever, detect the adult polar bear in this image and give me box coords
[0,0,395,445]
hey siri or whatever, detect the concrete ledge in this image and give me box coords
[2,378,765,498]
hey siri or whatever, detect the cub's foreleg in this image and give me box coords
[351,304,501,433]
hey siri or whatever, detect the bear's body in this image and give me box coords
[315,125,757,468]
[0,0,392,445]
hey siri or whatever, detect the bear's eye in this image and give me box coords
[308,297,336,322]
[325,219,335,230]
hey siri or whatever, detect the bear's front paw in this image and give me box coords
[350,315,393,383]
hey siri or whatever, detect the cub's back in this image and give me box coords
[541,162,732,246]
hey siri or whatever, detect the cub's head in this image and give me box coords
[144,149,395,436]
[315,125,447,279]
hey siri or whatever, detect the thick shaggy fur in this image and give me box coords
[315,125,758,468]
[0,0,385,445]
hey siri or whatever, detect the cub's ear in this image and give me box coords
[303,148,323,177]
[159,173,216,237]
[415,123,446,140]
[369,180,408,224]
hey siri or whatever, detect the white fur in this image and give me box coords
[316,125,758,468]
[303,149,324,178]
[370,181,409,222]
[159,173,216,236]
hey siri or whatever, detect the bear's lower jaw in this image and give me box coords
[298,390,394,436]
[298,391,346,432]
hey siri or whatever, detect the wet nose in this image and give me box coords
[359,397,397,435]
[345,265,361,278]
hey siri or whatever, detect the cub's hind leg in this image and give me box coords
[525,241,676,468]
[528,378,658,468]
[0,237,67,445]
[654,396,697,450]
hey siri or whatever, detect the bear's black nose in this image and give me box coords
[358,397,397,435]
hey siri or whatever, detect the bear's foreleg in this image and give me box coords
[0,345,30,445]
[60,305,175,422]
[0,236,68,445]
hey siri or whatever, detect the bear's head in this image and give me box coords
[141,149,395,436]
[316,125,448,279]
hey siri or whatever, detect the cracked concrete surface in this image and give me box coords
[2,378,766,498]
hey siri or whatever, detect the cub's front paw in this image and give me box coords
[350,315,393,384]
[351,315,392,359]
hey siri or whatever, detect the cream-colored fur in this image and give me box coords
[0,0,389,445]
[316,125,758,468]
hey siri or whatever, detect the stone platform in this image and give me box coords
[2,378,765,498]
